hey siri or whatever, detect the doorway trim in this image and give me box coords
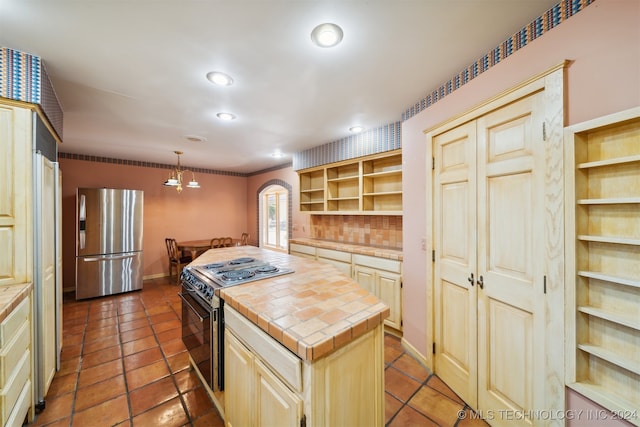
[256,179,292,249]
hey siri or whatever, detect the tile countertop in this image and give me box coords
[191,246,390,362]
[288,237,403,261]
[0,283,32,324]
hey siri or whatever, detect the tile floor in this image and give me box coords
[28,276,487,427]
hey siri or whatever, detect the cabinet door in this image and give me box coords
[377,271,402,330]
[225,330,254,427]
[352,265,376,294]
[255,359,303,427]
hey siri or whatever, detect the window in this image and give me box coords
[261,185,288,251]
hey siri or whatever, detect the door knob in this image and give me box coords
[468,273,474,286]
[477,275,484,289]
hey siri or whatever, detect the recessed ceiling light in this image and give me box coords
[311,23,343,48]
[272,150,284,158]
[349,126,364,133]
[216,112,236,121]
[206,71,234,86]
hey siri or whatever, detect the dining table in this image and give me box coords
[177,239,214,259]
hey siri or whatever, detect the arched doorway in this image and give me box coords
[258,182,290,252]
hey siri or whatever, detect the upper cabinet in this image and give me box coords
[298,150,402,215]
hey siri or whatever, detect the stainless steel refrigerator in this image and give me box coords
[75,188,144,299]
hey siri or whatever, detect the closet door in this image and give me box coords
[476,91,546,425]
[433,121,478,407]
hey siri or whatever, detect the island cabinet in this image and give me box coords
[224,305,384,427]
[352,255,402,331]
[0,294,31,427]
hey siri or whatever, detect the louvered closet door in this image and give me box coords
[433,121,478,407]
[433,91,546,425]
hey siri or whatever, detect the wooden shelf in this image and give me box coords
[297,150,402,214]
[565,107,640,421]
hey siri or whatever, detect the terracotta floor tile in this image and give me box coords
[78,358,123,388]
[152,319,182,334]
[29,393,74,426]
[82,344,122,368]
[174,368,202,394]
[384,366,422,403]
[45,372,77,398]
[183,386,215,420]
[166,351,190,374]
[131,397,188,427]
[146,304,173,316]
[82,335,120,354]
[159,338,187,358]
[122,335,158,356]
[75,374,127,412]
[387,404,439,427]
[119,318,150,332]
[126,359,171,390]
[391,353,430,382]
[88,308,118,321]
[149,311,179,324]
[59,343,82,361]
[192,410,225,427]
[119,311,147,323]
[32,417,71,427]
[120,325,154,343]
[408,385,464,426]
[426,375,466,406]
[156,327,181,343]
[85,317,117,331]
[72,394,130,427]
[384,343,403,365]
[124,347,164,372]
[385,392,404,424]
[129,376,178,416]
[457,409,491,426]
[118,302,145,314]
[57,358,81,377]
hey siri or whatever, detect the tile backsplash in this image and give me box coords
[311,215,402,249]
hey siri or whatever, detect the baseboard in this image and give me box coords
[144,273,170,281]
[401,337,431,372]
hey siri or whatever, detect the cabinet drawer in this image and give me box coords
[224,305,302,393]
[289,244,316,257]
[319,258,352,277]
[0,298,29,348]
[0,323,30,388]
[0,350,30,426]
[316,248,351,263]
[353,254,401,274]
[4,378,30,427]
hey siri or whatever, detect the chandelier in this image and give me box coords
[163,151,200,193]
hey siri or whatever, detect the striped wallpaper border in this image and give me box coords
[401,0,595,121]
[0,47,64,139]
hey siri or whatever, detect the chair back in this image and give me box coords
[222,237,233,247]
[240,232,250,246]
[210,237,222,248]
[165,238,179,261]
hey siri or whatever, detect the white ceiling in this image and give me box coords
[1,0,559,173]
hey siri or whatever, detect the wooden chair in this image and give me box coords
[165,238,192,285]
[222,237,233,247]
[210,237,223,248]
[240,232,250,246]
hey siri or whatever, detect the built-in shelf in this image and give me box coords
[565,107,640,424]
[297,150,402,214]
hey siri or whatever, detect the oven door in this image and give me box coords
[180,288,216,390]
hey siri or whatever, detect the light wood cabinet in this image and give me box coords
[298,150,402,214]
[0,295,31,427]
[224,305,384,427]
[289,243,316,260]
[565,107,640,424]
[352,254,402,331]
[316,248,352,277]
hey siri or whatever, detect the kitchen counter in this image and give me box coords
[0,283,32,323]
[288,237,403,261]
[191,246,389,361]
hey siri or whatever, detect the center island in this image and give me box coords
[188,246,389,427]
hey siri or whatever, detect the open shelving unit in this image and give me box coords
[297,150,402,215]
[565,107,640,424]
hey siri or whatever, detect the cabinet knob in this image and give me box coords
[477,275,484,289]
[467,273,474,286]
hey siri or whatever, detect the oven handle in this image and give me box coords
[179,292,211,321]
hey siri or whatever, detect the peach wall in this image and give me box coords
[246,165,310,247]
[59,157,248,288]
[401,0,638,416]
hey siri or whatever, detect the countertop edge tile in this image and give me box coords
[0,282,33,324]
[289,238,403,261]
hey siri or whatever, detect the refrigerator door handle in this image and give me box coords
[82,253,137,262]
[79,194,86,249]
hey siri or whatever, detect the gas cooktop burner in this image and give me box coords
[255,265,278,273]
[228,257,255,265]
[222,270,255,281]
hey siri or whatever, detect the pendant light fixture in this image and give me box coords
[164,150,200,193]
